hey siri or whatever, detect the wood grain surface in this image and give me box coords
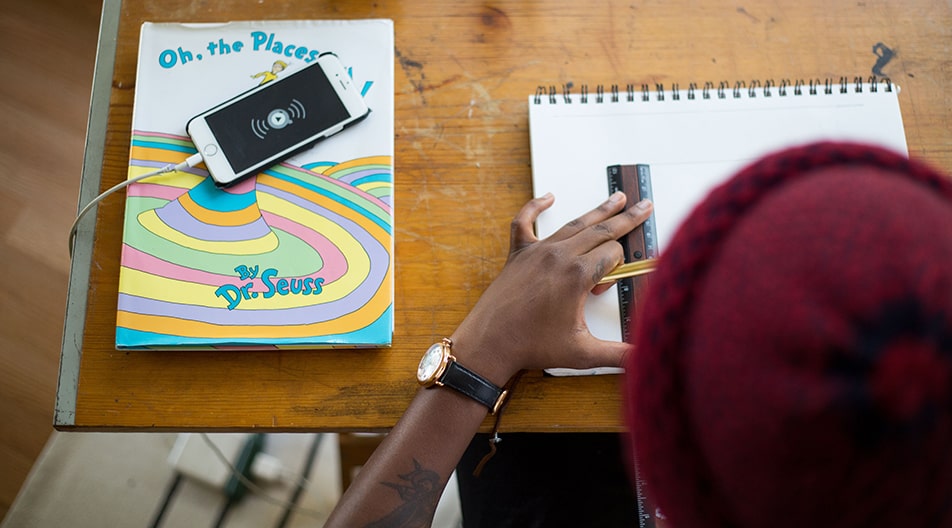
[66,0,952,432]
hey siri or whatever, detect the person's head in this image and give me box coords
[625,142,952,527]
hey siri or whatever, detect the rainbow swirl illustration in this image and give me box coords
[116,132,393,349]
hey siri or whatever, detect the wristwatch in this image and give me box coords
[417,338,508,414]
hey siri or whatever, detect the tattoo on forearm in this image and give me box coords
[364,459,444,528]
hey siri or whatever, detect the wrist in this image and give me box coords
[417,337,512,415]
[447,331,519,388]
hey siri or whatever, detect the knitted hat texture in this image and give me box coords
[625,142,952,528]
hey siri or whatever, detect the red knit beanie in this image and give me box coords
[625,142,952,528]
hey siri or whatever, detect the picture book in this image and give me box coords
[117,20,394,349]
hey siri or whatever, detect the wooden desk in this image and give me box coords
[56,0,952,432]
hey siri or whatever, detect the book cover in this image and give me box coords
[116,20,394,349]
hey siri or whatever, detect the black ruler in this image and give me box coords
[607,164,659,528]
[607,164,658,344]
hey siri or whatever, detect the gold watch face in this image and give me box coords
[417,342,448,386]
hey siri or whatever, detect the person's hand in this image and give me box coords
[324,192,652,528]
[450,191,654,385]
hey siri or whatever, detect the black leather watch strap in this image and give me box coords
[441,360,505,413]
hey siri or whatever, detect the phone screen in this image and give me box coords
[204,63,353,174]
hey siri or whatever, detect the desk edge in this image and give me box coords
[55,0,123,429]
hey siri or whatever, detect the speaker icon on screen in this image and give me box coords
[251,98,307,139]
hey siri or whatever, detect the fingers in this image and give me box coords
[512,193,653,255]
[590,276,618,296]
[587,245,625,290]
[549,191,628,243]
[575,198,654,250]
[510,193,555,251]
[508,193,654,289]
[516,193,654,288]
[552,195,654,256]
[567,199,654,282]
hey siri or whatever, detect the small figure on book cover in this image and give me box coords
[251,59,288,85]
[324,142,952,528]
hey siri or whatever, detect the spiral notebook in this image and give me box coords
[528,78,908,374]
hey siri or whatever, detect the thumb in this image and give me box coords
[510,193,554,251]
[575,337,629,371]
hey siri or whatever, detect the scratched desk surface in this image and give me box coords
[59,0,952,431]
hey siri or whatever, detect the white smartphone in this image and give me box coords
[186,52,370,187]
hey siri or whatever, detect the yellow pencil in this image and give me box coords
[597,259,658,285]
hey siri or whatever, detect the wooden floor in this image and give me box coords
[0,0,103,519]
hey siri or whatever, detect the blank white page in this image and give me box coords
[528,81,907,349]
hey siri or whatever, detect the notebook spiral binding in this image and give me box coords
[533,76,894,104]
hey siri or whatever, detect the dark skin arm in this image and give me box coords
[324,191,654,527]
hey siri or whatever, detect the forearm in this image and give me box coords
[324,384,490,527]
[323,193,651,526]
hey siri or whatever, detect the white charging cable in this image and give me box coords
[68,152,204,258]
